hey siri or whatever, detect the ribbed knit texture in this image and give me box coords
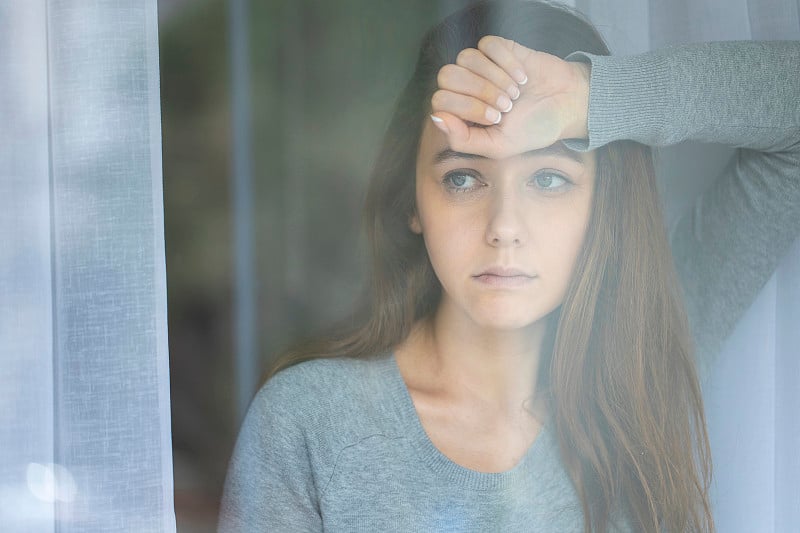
[219,41,800,532]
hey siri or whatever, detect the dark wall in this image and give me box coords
[160,0,461,529]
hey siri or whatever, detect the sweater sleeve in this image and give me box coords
[566,41,800,380]
[218,374,323,533]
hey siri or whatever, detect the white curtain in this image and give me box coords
[560,0,800,530]
[0,1,174,531]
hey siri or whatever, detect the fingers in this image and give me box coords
[436,64,513,121]
[431,88,503,126]
[476,36,530,85]
[454,48,521,100]
[432,36,536,127]
[438,63,513,110]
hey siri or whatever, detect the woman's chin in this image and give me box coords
[467,307,548,332]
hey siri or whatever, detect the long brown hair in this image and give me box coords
[267,1,713,531]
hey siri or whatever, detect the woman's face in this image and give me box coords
[412,121,597,331]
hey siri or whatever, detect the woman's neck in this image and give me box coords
[398,302,548,417]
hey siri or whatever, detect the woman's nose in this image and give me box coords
[485,191,527,247]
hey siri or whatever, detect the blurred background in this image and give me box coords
[158,0,456,530]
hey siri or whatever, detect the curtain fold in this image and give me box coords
[0,1,174,531]
[0,1,55,529]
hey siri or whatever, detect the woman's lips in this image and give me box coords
[473,268,536,288]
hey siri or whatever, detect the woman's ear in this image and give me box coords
[409,213,422,234]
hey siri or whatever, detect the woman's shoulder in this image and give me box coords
[265,353,392,396]
[239,354,402,480]
[250,353,397,431]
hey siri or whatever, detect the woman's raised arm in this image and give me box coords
[433,39,800,377]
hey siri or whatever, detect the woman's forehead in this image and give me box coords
[416,121,596,168]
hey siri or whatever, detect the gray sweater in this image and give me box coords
[219,41,800,532]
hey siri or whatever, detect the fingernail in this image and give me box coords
[485,107,501,124]
[496,94,513,112]
[508,85,520,100]
[513,69,528,84]
[430,114,449,134]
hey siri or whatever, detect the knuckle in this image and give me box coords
[430,90,447,109]
[436,64,456,86]
[456,47,478,64]
[477,35,500,52]
[436,69,446,88]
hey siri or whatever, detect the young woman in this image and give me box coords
[220,1,800,531]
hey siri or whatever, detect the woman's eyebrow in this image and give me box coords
[433,144,586,166]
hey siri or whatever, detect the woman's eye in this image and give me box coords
[532,171,570,191]
[443,171,481,191]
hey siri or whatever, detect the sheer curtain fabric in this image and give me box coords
[0,1,174,531]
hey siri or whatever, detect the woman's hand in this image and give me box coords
[430,36,590,159]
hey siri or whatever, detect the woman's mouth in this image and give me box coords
[473,267,536,287]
